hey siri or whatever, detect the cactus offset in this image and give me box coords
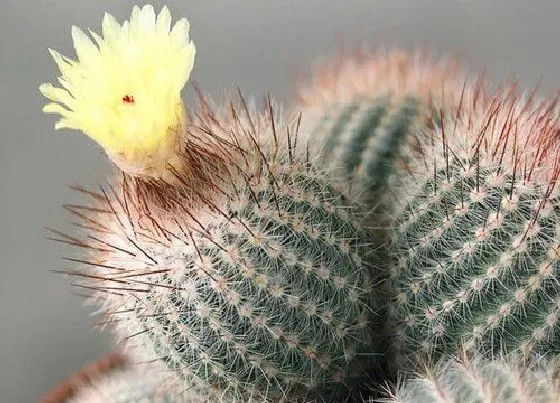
[56,95,382,402]
[67,368,181,403]
[387,88,560,365]
[297,50,485,223]
[308,94,420,206]
[375,355,560,403]
[41,352,193,403]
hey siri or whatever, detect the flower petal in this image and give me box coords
[102,13,121,45]
[170,18,191,46]
[43,102,73,116]
[72,26,99,65]
[129,6,141,33]
[48,49,75,76]
[175,43,196,88]
[139,5,156,32]
[54,118,80,130]
[156,6,172,34]
[39,83,72,103]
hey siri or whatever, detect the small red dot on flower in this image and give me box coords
[122,95,135,104]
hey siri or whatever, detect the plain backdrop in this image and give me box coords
[1,1,559,401]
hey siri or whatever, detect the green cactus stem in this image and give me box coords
[297,50,485,229]
[310,94,420,206]
[387,88,560,365]
[57,95,382,402]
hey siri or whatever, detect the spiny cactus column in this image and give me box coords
[51,100,381,402]
[40,6,383,401]
[89,110,377,402]
[388,89,560,366]
[296,50,486,220]
[374,355,560,403]
[309,94,420,205]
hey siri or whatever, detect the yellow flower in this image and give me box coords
[40,5,196,178]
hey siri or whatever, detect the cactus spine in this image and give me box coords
[60,97,381,402]
[388,89,560,365]
[376,356,560,403]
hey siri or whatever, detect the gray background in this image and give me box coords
[1,1,558,401]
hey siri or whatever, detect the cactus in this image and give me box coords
[68,369,173,403]
[308,94,420,205]
[67,367,181,403]
[374,355,560,403]
[41,352,187,403]
[387,88,560,366]
[39,6,386,401]
[294,50,488,388]
[52,95,382,401]
[298,49,471,116]
[296,50,486,229]
[39,4,560,402]
[65,365,211,403]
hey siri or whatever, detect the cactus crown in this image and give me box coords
[297,49,487,142]
[298,50,467,109]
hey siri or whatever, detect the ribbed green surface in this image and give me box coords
[312,95,421,206]
[131,168,378,401]
[373,356,560,403]
[389,159,560,362]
